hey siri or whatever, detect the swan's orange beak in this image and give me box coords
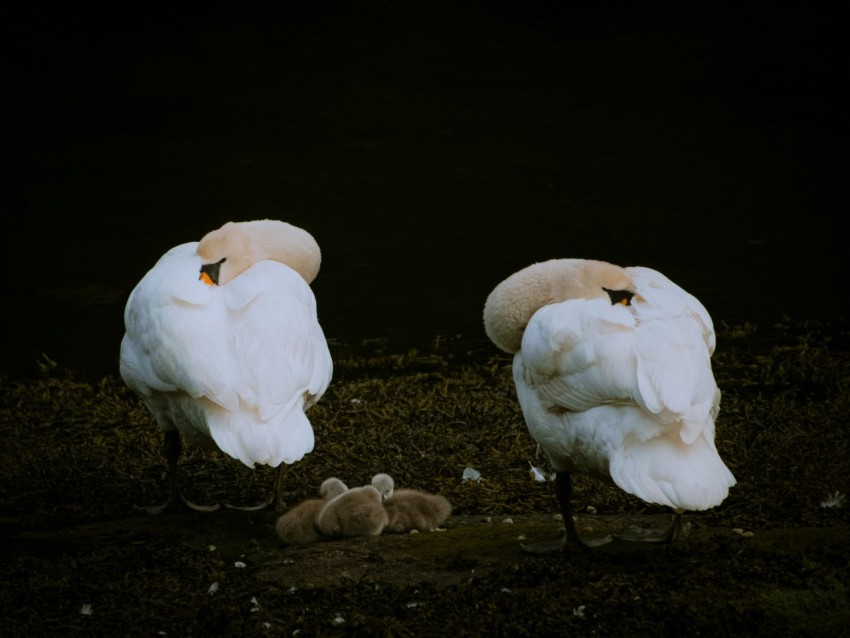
[199,271,215,286]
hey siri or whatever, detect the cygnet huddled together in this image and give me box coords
[315,473,391,539]
[275,473,451,545]
[275,477,348,546]
[384,488,453,534]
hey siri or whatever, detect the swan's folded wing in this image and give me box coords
[628,267,719,443]
[519,298,639,412]
[222,260,333,417]
[120,241,237,406]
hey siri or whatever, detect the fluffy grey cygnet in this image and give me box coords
[384,489,452,533]
[315,477,389,539]
[275,477,348,546]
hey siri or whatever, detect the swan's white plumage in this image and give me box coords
[485,258,735,516]
[119,219,332,510]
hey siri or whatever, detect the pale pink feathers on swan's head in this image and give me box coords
[483,258,632,354]
[197,219,322,286]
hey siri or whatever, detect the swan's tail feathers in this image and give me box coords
[610,433,736,511]
[207,399,315,468]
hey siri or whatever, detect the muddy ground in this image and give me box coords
[1,320,848,636]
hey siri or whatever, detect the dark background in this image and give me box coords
[3,2,847,379]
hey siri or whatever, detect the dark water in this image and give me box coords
[4,3,847,379]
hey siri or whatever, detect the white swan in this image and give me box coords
[120,219,333,513]
[275,477,348,546]
[483,258,736,553]
[315,475,390,539]
[384,489,452,533]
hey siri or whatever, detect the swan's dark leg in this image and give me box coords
[665,511,690,542]
[522,471,611,554]
[555,471,586,550]
[273,463,287,510]
[143,430,220,514]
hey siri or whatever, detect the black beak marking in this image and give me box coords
[603,287,634,306]
[199,257,227,286]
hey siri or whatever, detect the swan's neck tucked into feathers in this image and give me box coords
[197,219,321,286]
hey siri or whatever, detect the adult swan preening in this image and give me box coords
[120,219,333,513]
[483,258,736,553]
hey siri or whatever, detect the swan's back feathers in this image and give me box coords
[627,266,716,352]
[519,268,720,442]
[627,267,719,444]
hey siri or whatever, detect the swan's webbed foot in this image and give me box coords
[141,431,222,514]
[141,494,221,515]
[521,527,613,554]
[179,496,221,513]
[522,471,612,554]
[224,464,287,512]
[224,494,275,511]
[614,513,690,544]
[521,530,573,555]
